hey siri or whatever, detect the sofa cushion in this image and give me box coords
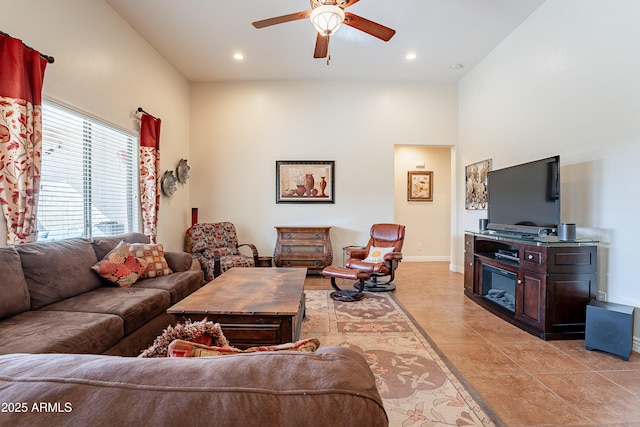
[127,243,173,278]
[91,241,149,287]
[0,247,30,319]
[16,238,102,309]
[39,287,170,336]
[163,250,194,273]
[91,232,149,260]
[0,310,123,355]
[134,269,203,304]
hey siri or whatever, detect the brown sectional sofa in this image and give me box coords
[0,233,389,426]
[0,233,204,356]
[0,346,388,426]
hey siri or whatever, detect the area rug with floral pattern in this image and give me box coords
[300,290,503,427]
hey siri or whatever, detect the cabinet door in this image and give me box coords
[546,273,596,331]
[515,271,546,330]
[463,234,475,294]
[464,253,474,294]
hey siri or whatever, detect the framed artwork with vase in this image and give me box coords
[276,160,335,204]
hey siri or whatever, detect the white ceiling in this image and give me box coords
[105,0,545,83]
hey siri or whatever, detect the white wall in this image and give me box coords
[457,0,640,343]
[189,81,457,259]
[1,0,191,250]
[394,145,452,261]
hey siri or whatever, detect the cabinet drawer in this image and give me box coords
[280,259,326,268]
[523,249,542,265]
[281,245,325,254]
[522,246,547,273]
[279,231,328,241]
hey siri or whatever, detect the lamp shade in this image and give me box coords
[310,5,345,36]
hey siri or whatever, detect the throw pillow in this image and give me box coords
[127,243,173,278]
[363,246,395,263]
[91,241,148,287]
[138,319,230,358]
[167,337,321,357]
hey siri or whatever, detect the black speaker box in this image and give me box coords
[585,300,634,361]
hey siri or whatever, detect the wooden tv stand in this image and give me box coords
[464,232,597,340]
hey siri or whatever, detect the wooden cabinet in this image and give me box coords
[274,226,333,274]
[464,232,597,340]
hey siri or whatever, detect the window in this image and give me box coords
[38,100,139,242]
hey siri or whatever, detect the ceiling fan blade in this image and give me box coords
[343,12,396,41]
[339,0,360,8]
[314,33,329,58]
[252,11,310,29]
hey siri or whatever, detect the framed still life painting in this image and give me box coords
[276,160,335,204]
[407,171,433,202]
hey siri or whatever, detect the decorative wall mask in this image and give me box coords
[176,158,190,183]
[161,170,178,196]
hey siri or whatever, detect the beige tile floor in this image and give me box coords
[305,262,640,427]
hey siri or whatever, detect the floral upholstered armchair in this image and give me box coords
[185,222,259,281]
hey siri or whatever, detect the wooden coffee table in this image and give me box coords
[167,268,306,349]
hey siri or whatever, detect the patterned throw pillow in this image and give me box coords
[363,246,395,263]
[127,243,173,278]
[91,241,148,287]
[138,319,230,358]
[167,337,321,357]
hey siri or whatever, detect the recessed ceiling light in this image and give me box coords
[405,53,417,60]
[451,63,464,69]
[233,53,244,60]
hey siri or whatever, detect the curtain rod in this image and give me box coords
[0,30,55,64]
[137,107,159,120]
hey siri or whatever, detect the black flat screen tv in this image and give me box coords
[487,156,560,237]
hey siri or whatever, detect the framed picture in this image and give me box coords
[407,171,433,202]
[465,159,492,209]
[276,160,335,204]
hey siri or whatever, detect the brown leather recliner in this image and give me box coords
[346,223,405,292]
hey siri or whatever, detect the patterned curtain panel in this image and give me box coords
[0,34,48,244]
[139,113,161,243]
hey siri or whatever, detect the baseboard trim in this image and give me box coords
[403,256,450,262]
[634,337,640,354]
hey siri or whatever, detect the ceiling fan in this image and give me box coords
[252,0,396,60]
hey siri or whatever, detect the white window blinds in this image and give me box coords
[38,100,139,242]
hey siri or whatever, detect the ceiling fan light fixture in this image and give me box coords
[310,5,345,36]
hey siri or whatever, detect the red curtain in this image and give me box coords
[139,113,161,243]
[0,34,48,244]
